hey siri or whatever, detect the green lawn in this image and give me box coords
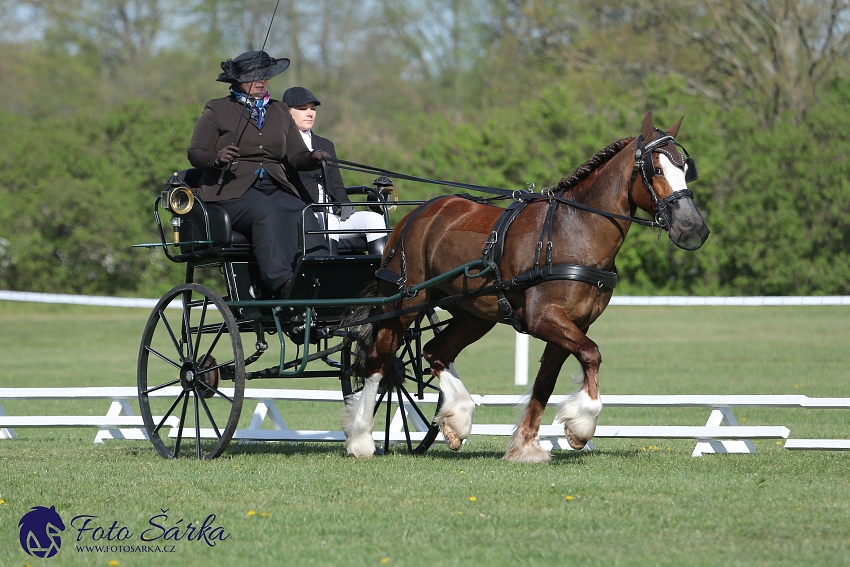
[0,301,848,566]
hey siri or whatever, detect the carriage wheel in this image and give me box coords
[138,283,245,459]
[345,309,446,455]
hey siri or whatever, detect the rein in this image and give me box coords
[339,132,698,332]
[332,157,663,229]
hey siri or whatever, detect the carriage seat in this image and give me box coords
[172,169,249,251]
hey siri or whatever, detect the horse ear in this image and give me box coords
[641,112,653,140]
[667,115,684,138]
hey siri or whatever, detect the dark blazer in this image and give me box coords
[286,133,350,204]
[187,95,320,202]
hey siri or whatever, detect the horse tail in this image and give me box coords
[341,280,379,387]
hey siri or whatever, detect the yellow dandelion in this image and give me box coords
[797,507,803,511]
[109,561,120,566]
[469,496,477,502]
[565,495,574,501]
[381,558,390,564]
[742,417,747,421]
[457,511,462,515]
[460,470,465,474]
[0,499,6,505]
[247,510,256,516]
[777,441,783,445]
[260,512,271,517]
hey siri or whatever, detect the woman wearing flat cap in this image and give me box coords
[282,86,388,256]
[188,50,329,296]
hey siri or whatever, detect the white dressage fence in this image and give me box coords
[1,387,848,456]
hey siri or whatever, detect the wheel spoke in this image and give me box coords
[158,309,186,364]
[144,346,182,371]
[143,378,180,395]
[194,389,202,459]
[173,392,190,458]
[195,380,234,404]
[197,321,227,369]
[154,390,186,433]
[372,391,386,417]
[384,389,392,451]
[396,387,413,452]
[399,383,432,425]
[197,391,222,439]
[181,290,196,362]
[193,298,209,367]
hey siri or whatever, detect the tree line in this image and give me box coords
[1,0,849,297]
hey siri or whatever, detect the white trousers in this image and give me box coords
[325,211,387,242]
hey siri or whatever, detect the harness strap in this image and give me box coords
[351,263,617,331]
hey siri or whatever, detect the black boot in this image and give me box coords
[328,238,339,256]
[367,236,387,256]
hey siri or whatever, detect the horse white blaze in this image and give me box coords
[658,154,688,192]
[341,372,381,458]
[434,363,475,443]
[555,371,603,444]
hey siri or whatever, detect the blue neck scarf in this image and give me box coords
[231,88,270,129]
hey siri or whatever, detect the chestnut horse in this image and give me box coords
[342,112,710,461]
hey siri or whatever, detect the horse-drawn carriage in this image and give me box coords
[135,112,709,461]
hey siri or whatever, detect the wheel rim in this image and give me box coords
[138,283,245,459]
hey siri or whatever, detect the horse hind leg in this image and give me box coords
[340,371,382,458]
[341,318,405,459]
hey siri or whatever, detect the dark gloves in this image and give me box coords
[337,205,355,222]
[215,145,239,167]
[311,149,333,164]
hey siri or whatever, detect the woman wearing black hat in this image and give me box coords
[282,86,388,256]
[187,51,329,296]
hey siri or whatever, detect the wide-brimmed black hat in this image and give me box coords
[282,87,321,107]
[217,51,290,84]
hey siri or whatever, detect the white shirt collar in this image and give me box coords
[299,129,313,151]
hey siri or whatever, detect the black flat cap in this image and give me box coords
[282,87,321,107]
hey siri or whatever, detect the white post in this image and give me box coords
[514,332,529,386]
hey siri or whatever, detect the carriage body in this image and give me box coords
[135,169,445,459]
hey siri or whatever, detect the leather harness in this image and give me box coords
[375,193,618,334]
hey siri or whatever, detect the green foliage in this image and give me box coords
[0,102,192,296]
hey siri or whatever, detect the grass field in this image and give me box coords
[0,301,848,566]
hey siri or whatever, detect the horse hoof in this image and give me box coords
[443,424,463,450]
[565,427,589,450]
[503,439,552,463]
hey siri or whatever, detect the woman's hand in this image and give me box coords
[215,145,240,167]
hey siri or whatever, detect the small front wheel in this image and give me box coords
[137,283,245,459]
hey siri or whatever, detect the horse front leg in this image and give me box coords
[341,319,404,458]
[504,341,568,463]
[504,307,603,461]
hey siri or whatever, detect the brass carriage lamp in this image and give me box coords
[372,175,398,213]
[163,172,195,244]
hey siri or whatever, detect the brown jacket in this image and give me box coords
[187,95,319,202]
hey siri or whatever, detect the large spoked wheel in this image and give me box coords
[350,309,446,456]
[138,283,245,459]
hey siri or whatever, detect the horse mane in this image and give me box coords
[556,137,634,194]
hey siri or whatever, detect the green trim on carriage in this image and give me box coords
[132,241,215,248]
[225,259,489,309]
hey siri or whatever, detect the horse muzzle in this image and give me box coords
[660,194,710,251]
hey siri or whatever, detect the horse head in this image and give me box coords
[630,112,710,251]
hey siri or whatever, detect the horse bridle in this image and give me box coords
[631,128,699,228]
